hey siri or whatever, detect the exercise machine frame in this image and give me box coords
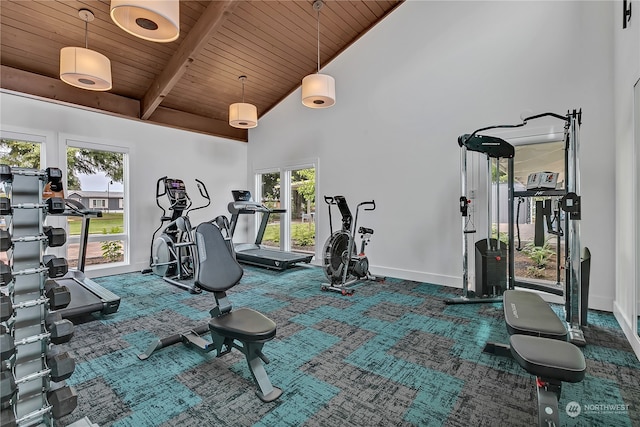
[227,190,313,270]
[320,195,383,295]
[145,177,211,293]
[446,110,588,346]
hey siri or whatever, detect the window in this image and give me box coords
[65,142,128,269]
[0,134,45,265]
[289,167,315,254]
[256,171,281,249]
[499,139,565,283]
[255,162,316,256]
[90,199,107,209]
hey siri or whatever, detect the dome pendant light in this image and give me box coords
[60,9,112,91]
[302,0,335,108]
[110,0,180,43]
[229,76,258,129]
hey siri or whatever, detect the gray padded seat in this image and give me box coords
[209,308,276,342]
[510,335,586,383]
[195,221,276,342]
[503,290,567,340]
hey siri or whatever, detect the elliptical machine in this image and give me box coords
[144,177,211,293]
[321,195,382,295]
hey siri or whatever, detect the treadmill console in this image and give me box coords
[232,190,253,202]
[165,178,188,210]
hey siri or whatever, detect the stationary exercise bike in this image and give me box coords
[144,177,212,293]
[321,195,382,295]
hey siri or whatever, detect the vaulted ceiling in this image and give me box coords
[0,0,403,141]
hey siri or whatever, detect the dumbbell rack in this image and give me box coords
[1,166,78,426]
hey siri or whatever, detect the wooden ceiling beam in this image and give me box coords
[140,0,241,120]
[0,65,247,142]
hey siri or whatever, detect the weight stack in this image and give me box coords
[474,238,507,297]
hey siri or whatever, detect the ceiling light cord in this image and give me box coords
[84,19,89,49]
[316,6,321,73]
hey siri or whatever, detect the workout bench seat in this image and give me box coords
[503,290,567,340]
[510,335,586,384]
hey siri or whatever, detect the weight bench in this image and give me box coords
[139,221,282,402]
[485,290,586,427]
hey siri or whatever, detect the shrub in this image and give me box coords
[101,241,123,262]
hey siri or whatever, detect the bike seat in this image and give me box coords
[358,227,374,235]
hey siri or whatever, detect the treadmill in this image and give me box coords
[227,190,313,270]
[54,199,120,318]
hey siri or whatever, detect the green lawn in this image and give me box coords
[68,212,124,235]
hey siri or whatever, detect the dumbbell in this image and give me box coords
[45,312,74,345]
[43,255,68,279]
[47,347,75,382]
[0,371,16,404]
[44,280,70,311]
[46,197,65,215]
[0,327,15,362]
[0,262,12,286]
[47,383,77,419]
[0,230,11,252]
[43,226,66,248]
[0,165,11,183]
[0,295,13,322]
[0,197,11,216]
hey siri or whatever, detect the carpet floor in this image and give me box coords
[57,265,640,426]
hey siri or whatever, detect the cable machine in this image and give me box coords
[445,110,589,346]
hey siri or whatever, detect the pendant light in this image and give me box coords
[110,0,180,43]
[229,76,258,129]
[302,0,335,108]
[60,9,112,91]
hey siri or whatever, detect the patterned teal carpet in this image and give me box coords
[58,266,640,426]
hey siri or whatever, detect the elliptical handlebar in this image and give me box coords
[156,176,168,198]
[358,200,376,211]
[324,195,336,205]
[187,179,211,215]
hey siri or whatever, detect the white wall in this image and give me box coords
[0,91,247,276]
[612,0,640,359]
[249,1,616,310]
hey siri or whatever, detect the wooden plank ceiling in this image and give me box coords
[0,0,403,141]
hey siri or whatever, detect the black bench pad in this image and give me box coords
[503,290,567,340]
[209,308,276,342]
[510,334,586,383]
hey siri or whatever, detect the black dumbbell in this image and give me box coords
[46,167,63,185]
[0,197,11,216]
[45,197,65,215]
[0,332,15,362]
[0,165,11,183]
[0,230,11,252]
[0,371,16,404]
[0,262,12,286]
[44,281,71,311]
[47,384,77,419]
[45,312,74,345]
[43,227,66,248]
[0,407,16,427]
[43,256,68,279]
[0,295,12,322]
[47,347,75,382]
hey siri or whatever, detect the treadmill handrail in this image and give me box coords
[228,200,269,213]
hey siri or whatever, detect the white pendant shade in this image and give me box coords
[110,0,180,43]
[229,102,258,129]
[302,73,335,108]
[60,47,112,91]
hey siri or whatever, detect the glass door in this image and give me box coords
[289,167,316,254]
